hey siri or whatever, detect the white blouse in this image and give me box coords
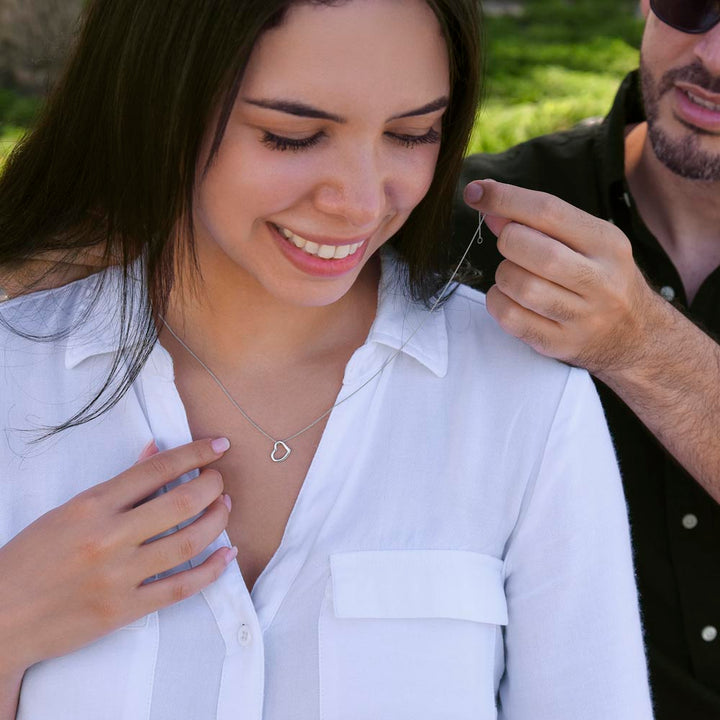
[0,255,654,720]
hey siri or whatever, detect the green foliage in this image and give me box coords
[0,89,41,128]
[473,0,644,152]
[0,126,25,168]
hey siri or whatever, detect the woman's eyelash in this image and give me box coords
[261,127,441,152]
[388,127,441,148]
[261,131,324,152]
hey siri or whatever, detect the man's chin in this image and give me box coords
[648,123,720,182]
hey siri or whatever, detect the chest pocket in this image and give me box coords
[319,550,507,720]
[17,612,159,720]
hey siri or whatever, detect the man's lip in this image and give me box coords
[675,82,720,105]
[270,222,374,247]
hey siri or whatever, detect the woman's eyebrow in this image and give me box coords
[389,96,449,120]
[243,98,345,122]
[242,95,449,123]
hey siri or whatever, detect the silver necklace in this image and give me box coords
[162,215,484,463]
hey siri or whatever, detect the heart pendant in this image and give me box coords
[271,440,291,463]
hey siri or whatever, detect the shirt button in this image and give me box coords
[660,285,676,302]
[701,626,718,642]
[682,513,699,530]
[238,623,252,647]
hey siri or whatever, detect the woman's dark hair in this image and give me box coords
[0,0,483,434]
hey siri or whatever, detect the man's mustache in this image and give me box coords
[659,60,720,96]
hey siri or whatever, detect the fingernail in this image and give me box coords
[463,182,484,204]
[222,494,232,512]
[137,439,158,461]
[211,437,230,454]
[225,546,239,564]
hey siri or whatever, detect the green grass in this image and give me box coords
[472,0,644,152]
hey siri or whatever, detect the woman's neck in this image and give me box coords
[163,250,381,375]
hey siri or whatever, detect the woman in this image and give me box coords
[0,1,652,718]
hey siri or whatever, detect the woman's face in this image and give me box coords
[193,0,450,308]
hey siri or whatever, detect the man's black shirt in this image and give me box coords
[454,71,720,719]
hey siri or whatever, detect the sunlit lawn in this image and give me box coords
[472,0,644,152]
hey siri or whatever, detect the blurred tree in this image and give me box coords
[0,0,83,94]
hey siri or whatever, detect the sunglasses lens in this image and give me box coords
[651,0,720,33]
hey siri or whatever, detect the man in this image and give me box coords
[455,1,720,717]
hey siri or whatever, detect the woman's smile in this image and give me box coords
[268,221,373,278]
[273,224,367,260]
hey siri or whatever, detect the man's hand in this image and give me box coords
[463,179,663,376]
[464,178,720,500]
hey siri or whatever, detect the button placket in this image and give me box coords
[238,623,252,647]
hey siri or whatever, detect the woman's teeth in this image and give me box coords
[276,225,363,260]
[686,90,720,112]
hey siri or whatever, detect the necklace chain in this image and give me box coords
[162,216,484,463]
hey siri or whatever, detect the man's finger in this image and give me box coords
[464,179,616,255]
[494,222,604,297]
[495,260,585,324]
[485,285,563,359]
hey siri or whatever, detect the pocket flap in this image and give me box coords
[330,550,507,625]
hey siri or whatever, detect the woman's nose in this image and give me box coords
[313,150,388,229]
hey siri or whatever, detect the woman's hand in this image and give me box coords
[0,437,236,681]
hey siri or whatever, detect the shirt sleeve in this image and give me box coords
[498,367,654,719]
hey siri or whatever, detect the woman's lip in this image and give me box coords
[673,86,720,134]
[268,222,372,277]
[271,222,373,247]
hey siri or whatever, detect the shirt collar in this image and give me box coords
[594,70,646,223]
[365,250,449,378]
[64,263,147,369]
[64,251,448,377]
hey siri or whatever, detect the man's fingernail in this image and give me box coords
[464,182,484,204]
[211,437,231,454]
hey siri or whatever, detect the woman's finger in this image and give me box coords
[126,468,225,542]
[93,437,230,510]
[138,545,238,613]
[137,495,231,580]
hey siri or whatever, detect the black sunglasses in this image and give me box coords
[650,0,720,34]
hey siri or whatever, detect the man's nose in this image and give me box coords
[694,23,720,76]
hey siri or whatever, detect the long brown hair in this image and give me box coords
[0,0,483,434]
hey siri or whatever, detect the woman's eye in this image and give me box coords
[387,127,441,148]
[261,131,324,152]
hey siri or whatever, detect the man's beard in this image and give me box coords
[640,58,720,181]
